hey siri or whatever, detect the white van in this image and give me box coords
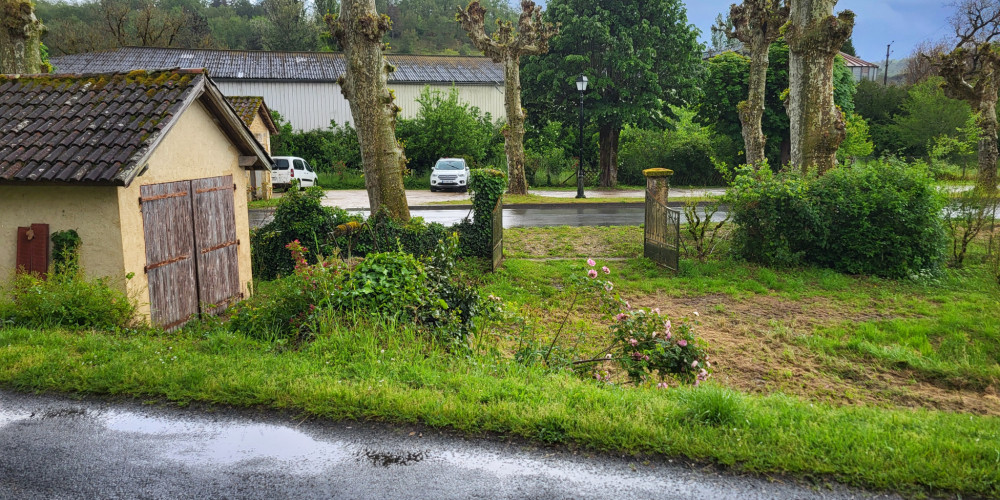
[271,156,318,190]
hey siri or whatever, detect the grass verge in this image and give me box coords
[0,319,997,497]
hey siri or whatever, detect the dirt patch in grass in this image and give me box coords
[632,293,1000,416]
[506,227,643,259]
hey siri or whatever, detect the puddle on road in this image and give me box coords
[359,449,426,467]
[102,411,352,472]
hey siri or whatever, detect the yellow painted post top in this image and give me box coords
[643,168,674,178]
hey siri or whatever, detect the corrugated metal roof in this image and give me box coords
[0,69,205,185]
[838,52,879,68]
[52,48,504,84]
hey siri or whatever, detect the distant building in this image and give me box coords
[703,45,881,82]
[838,52,880,82]
[52,47,506,132]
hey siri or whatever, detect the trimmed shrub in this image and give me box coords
[251,186,359,281]
[729,160,946,277]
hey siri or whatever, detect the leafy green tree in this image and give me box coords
[836,113,874,164]
[522,0,702,187]
[262,0,318,51]
[840,36,856,56]
[697,40,857,168]
[853,79,908,155]
[891,76,972,159]
[397,86,496,173]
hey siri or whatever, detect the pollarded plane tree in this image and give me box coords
[1,0,44,74]
[721,0,789,169]
[457,0,558,195]
[326,0,411,221]
[937,0,1000,192]
[784,0,854,174]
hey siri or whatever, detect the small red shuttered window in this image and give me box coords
[16,224,49,276]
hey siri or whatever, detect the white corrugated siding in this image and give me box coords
[216,81,506,131]
[390,83,507,122]
[215,81,351,131]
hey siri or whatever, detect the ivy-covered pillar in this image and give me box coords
[644,168,674,206]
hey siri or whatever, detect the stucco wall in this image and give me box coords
[0,186,125,286]
[117,99,254,320]
[247,114,273,200]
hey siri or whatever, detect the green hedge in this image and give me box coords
[251,169,507,280]
[728,160,946,277]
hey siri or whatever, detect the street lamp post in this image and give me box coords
[576,74,588,199]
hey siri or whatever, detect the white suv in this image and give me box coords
[271,156,318,190]
[429,158,470,192]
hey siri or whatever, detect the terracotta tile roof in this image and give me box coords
[0,69,204,185]
[51,47,504,84]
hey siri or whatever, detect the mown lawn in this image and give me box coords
[2,225,999,497]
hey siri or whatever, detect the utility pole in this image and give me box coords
[883,41,893,85]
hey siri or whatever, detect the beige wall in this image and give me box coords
[117,99,254,319]
[0,186,125,286]
[247,114,273,200]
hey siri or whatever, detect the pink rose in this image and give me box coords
[587,258,596,267]
[678,339,687,347]
[602,266,610,275]
[587,269,598,278]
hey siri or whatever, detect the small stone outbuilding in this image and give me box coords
[0,69,272,329]
[227,96,278,200]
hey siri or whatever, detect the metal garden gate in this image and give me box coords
[140,175,240,329]
[644,198,680,273]
[491,198,503,272]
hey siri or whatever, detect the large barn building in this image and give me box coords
[52,47,507,132]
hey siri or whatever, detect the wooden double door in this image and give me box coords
[139,176,240,329]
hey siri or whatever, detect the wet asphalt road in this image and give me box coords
[249,205,728,229]
[0,390,896,500]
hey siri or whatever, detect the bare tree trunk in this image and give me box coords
[785,0,854,174]
[727,0,789,169]
[457,0,557,195]
[327,0,409,221]
[598,125,619,187]
[0,0,44,74]
[976,95,999,191]
[741,38,770,168]
[503,57,529,194]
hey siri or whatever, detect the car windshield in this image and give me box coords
[434,160,465,170]
[274,159,290,170]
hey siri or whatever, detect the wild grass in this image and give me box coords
[2,225,1000,496]
[1,318,997,497]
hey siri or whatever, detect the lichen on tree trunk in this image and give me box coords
[740,39,771,168]
[938,43,1000,193]
[727,0,788,169]
[502,56,529,194]
[0,0,44,74]
[458,0,557,195]
[975,95,999,191]
[598,125,619,187]
[327,0,410,221]
[785,0,854,174]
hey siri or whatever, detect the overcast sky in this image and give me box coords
[684,1,955,64]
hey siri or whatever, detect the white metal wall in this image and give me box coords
[391,83,506,122]
[216,81,351,132]
[217,80,506,131]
